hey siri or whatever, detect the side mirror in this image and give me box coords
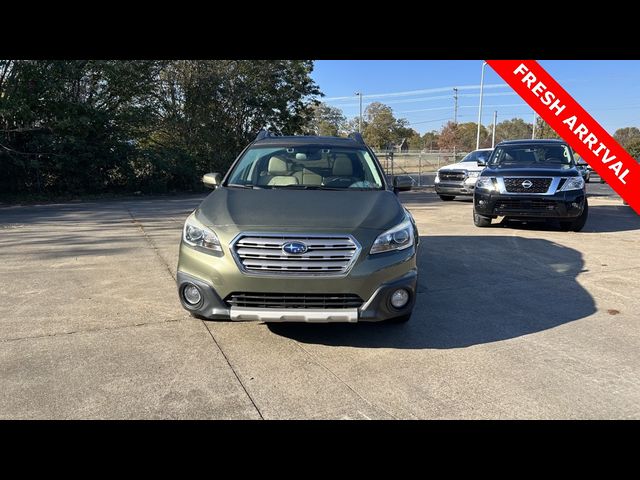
[393,175,413,193]
[477,159,487,167]
[202,172,222,189]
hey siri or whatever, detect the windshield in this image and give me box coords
[225,145,385,190]
[462,150,492,163]
[488,144,573,167]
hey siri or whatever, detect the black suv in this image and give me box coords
[473,139,588,231]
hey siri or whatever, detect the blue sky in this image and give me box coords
[311,60,640,135]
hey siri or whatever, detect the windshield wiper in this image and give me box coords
[268,185,347,191]
[227,184,263,189]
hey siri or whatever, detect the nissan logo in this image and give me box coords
[282,241,308,255]
[521,180,533,189]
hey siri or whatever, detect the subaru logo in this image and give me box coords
[282,241,308,255]
[521,179,533,189]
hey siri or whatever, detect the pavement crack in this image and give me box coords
[0,318,184,344]
[201,322,264,420]
[291,341,397,420]
[127,209,176,282]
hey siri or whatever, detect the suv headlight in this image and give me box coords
[561,176,585,191]
[467,171,480,178]
[370,217,415,254]
[183,213,222,252]
[476,177,496,191]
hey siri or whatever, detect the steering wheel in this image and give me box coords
[323,177,356,188]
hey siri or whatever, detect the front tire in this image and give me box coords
[473,211,492,227]
[439,195,455,201]
[560,198,589,232]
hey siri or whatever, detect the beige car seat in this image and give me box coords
[332,155,353,176]
[293,168,323,186]
[258,156,299,186]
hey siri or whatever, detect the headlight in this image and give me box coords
[434,173,440,183]
[476,177,496,191]
[561,176,585,191]
[467,171,480,178]
[183,213,222,252]
[370,217,415,254]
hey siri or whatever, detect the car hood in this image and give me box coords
[482,164,579,177]
[195,187,406,231]
[439,162,484,172]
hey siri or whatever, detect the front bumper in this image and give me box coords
[177,268,418,323]
[474,188,586,218]
[434,178,478,196]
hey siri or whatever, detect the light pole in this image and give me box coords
[355,92,363,133]
[476,61,488,150]
[453,87,458,124]
[492,110,497,148]
[532,111,537,139]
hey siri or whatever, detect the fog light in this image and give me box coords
[183,284,202,306]
[478,200,486,206]
[390,289,410,309]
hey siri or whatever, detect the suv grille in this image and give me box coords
[504,177,552,193]
[232,234,359,275]
[439,170,466,182]
[494,199,557,211]
[225,292,363,309]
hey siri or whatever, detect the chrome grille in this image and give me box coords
[232,234,360,276]
[439,170,466,182]
[225,292,363,309]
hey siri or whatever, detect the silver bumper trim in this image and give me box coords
[230,307,358,323]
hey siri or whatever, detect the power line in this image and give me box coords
[329,92,518,109]
[322,83,509,101]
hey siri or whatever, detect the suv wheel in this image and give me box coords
[439,195,455,201]
[473,211,492,227]
[560,198,589,232]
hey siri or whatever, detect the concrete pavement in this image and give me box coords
[1,188,638,419]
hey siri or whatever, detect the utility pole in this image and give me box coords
[453,87,458,124]
[492,110,497,148]
[532,111,536,139]
[355,92,363,133]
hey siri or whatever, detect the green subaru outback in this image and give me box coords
[176,132,419,323]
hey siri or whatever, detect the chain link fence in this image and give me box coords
[374,149,469,187]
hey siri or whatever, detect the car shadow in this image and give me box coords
[489,205,640,233]
[268,235,596,349]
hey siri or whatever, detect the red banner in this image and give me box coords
[487,60,640,214]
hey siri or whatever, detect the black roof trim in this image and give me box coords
[497,138,568,145]
[252,135,363,147]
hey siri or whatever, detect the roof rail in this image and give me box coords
[348,132,365,145]
[255,129,283,142]
[255,130,270,141]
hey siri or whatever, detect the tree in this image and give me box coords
[438,121,458,150]
[494,118,533,143]
[362,102,397,149]
[422,131,440,151]
[305,102,346,136]
[407,130,424,150]
[535,117,561,139]
[437,121,490,151]
[0,60,321,197]
[614,127,640,149]
[625,138,640,161]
